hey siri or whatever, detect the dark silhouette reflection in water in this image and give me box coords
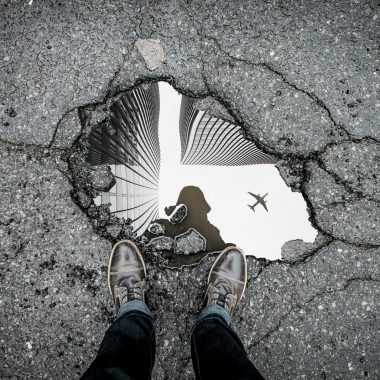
[145,185,232,266]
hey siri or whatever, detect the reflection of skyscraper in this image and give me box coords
[180,96,276,165]
[87,83,160,235]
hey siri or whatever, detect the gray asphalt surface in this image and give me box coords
[1,1,379,379]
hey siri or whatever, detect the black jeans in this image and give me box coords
[81,308,264,380]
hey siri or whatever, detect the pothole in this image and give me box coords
[68,81,318,267]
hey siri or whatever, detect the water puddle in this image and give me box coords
[86,82,317,262]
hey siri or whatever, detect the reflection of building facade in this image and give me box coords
[180,96,276,165]
[87,83,160,235]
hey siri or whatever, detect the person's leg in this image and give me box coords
[81,240,155,380]
[191,246,265,380]
[191,305,264,380]
[81,302,155,380]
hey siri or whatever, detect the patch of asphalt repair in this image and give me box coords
[1,1,379,379]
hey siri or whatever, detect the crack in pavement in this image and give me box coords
[202,35,380,145]
[314,149,380,205]
[247,276,380,352]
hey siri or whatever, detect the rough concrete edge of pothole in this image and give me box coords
[31,75,376,273]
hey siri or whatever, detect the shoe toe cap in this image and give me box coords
[218,247,246,280]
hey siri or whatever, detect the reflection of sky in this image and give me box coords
[158,82,317,260]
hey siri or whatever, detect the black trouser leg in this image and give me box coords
[191,314,265,380]
[81,310,155,380]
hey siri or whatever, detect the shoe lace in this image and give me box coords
[121,284,142,302]
[211,290,231,309]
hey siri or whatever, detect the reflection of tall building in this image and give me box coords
[180,96,276,165]
[87,83,160,235]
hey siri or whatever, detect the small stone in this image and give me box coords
[135,38,165,71]
[169,204,187,225]
[149,236,173,251]
[148,222,166,235]
[91,165,115,192]
[174,228,206,255]
[106,224,122,239]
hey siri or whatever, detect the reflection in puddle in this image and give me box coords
[180,96,275,166]
[144,185,230,266]
[158,82,318,261]
[86,84,160,234]
[86,81,318,261]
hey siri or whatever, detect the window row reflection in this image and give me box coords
[87,83,160,235]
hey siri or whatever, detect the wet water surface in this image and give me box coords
[87,82,317,262]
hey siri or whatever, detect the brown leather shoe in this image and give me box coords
[204,246,247,316]
[108,240,147,312]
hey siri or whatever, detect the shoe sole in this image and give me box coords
[107,240,147,298]
[207,245,248,303]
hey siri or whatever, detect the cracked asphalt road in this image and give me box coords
[1,1,379,379]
